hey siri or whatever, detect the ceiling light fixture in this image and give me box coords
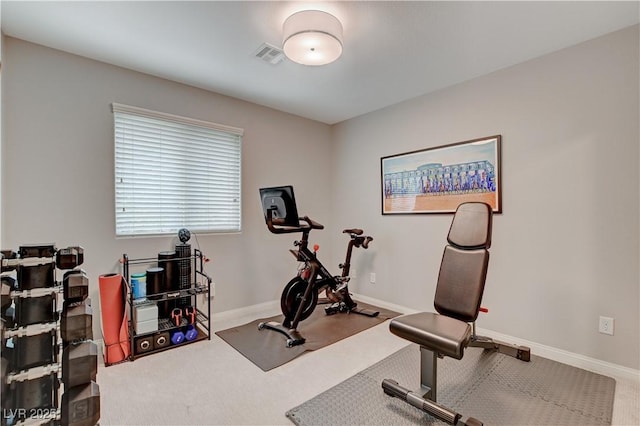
[282,10,343,66]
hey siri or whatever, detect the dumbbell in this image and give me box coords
[12,331,57,371]
[61,300,93,344]
[63,341,98,388]
[15,294,56,327]
[172,306,196,327]
[63,269,89,303]
[170,330,185,345]
[184,306,196,324]
[185,325,198,341]
[17,262,55,290]
[61,381,100,426]
[11,373,57,414]
[171,308,183,327]
[1,277,14,325]
[1,250,17,272]
[18,244,56,259]
[56,246,84,270]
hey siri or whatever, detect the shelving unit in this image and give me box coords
[121,248,212,360]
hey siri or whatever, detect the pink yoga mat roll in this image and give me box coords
[98,273,130,365]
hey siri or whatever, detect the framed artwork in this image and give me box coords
[381,135,501,214]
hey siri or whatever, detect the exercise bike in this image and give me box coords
[259,185,379,347]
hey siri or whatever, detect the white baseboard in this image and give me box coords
[211,299,280,324]
[475,327,640,382]
[209,294,639,382]
[352,293,421,315]
[351,293,640,383]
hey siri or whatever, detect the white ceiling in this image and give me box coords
[1,1,638,124]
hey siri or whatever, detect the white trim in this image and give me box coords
[111,102,244,136]
[351,293,421,315]
[353,294,640,383]
[475,326,640,382]
[108,292,638,382]
[354,293,640,382]
[211,299,280,329]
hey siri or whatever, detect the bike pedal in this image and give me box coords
[324,303,340,315]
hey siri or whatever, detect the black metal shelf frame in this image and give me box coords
[121,248,212,361]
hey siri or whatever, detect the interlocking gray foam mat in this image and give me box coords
[286,344,615,425]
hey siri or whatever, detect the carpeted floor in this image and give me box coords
[286,344,616,425]
[215,300,400,371]
[97,311,638,425]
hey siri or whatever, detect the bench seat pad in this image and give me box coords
[389,312,471,360]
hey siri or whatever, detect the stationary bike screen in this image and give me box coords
[259,185,300,228]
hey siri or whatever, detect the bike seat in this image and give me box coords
[343,228,363,235]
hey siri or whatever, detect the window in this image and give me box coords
[113,103,243,237]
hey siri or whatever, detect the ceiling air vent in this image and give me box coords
[254,42,285,65]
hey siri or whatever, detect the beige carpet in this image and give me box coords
[97,311,639,425]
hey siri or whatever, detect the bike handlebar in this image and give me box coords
[300,216,324,230]
[265,211,372,251]
[265,212,324,235]
[362,236,373,249]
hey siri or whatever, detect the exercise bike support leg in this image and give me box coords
[258,264,319,347]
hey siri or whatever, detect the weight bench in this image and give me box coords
[382,202,530,426]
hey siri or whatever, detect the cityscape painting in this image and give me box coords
[381,135,502,214]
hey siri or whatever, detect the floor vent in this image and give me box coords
[254,43,285,65]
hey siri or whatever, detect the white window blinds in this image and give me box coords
[113,103,243,237]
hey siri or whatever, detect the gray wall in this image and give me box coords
[1,37,334,336]
[2,25,638,370]
[331,25,639,369]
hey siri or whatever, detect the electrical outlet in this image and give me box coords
[370,272,376,284]
[351,268,357,279]
[599,316,614,335]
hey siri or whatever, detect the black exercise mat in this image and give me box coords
[216,300,400,371]
[286,344,616,425]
